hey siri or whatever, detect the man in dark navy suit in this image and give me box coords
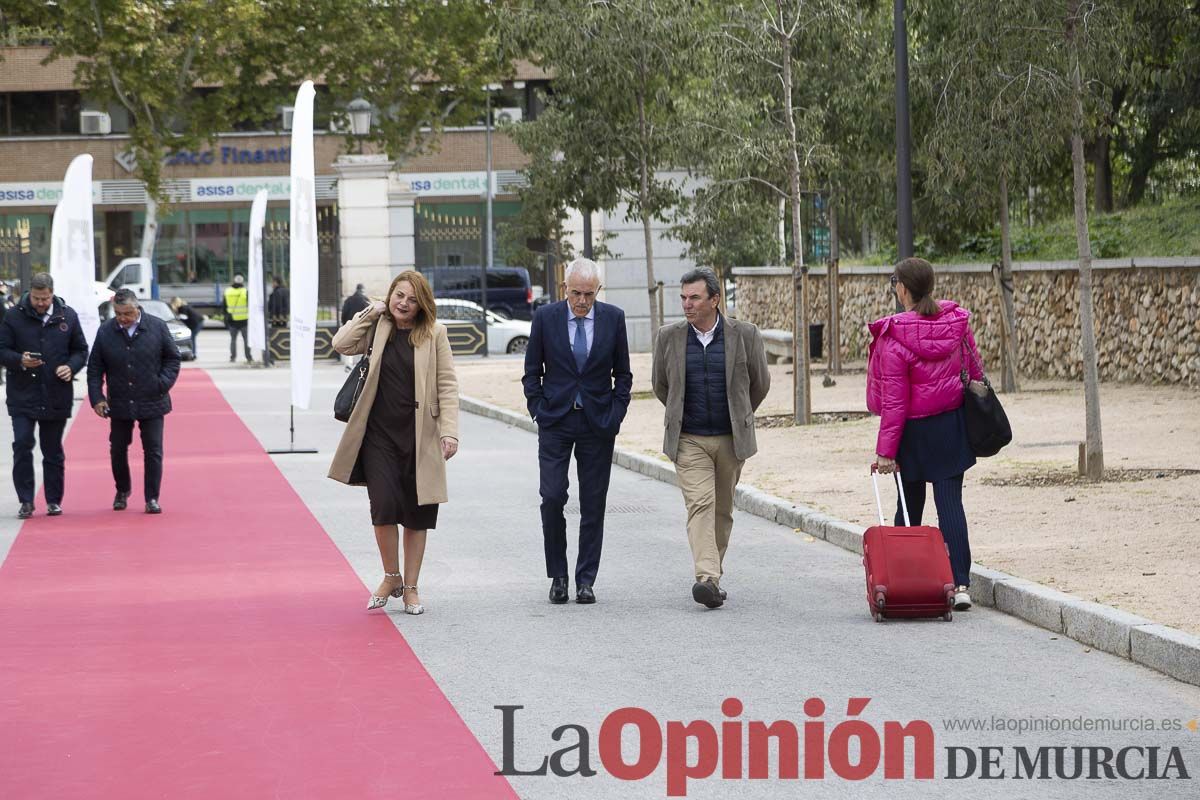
[523,258,632,604]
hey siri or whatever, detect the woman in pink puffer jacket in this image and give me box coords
[866,258,984,610]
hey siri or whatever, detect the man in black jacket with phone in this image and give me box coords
[0,273,89,518]
[87,289,181,514]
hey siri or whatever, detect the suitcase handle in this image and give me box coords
[870,463,911,526]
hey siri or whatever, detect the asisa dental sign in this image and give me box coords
[495,699,1192,797]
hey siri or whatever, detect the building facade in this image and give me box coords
[0,45,543,307]
[1,44,698,348]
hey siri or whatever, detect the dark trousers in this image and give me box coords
[897,474,972,587]
[190,330,199,357]
[110,416,165,501]
[228,320,250,361]
[537,409,615,586]
[11,416,66,505]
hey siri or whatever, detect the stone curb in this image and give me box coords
[459,394,1200,688]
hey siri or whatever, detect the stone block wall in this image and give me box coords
[733,262,1200,385]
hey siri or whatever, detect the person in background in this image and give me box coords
[267,275,290,327]
[223,274,251,364]
[0,273,89,518]
[0,282,9,385]
[169,297,204,358]
[87,289,182,515]
[341,283,371,325]
[867,257,984,611]
[340,284,372,371]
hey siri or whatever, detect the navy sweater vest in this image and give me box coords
[681,323,732,437]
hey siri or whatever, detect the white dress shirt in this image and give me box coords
[691,314,721,349]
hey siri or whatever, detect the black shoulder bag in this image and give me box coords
[959,338,1012,457]
[334,346,372,423]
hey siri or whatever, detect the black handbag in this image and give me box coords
[334,347,371,423]
[959,339,1012,457]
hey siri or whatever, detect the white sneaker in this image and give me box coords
[953,587,972,611]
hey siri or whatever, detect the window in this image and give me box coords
[2,92,84,136]
[489,271,523,289]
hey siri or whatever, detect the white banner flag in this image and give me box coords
[49,154,100,347]
[288,81,318,409]
[247,189,269,353]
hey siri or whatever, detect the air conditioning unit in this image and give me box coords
[80,111,112,135]
[495,107,523,125]
[281,106,295,131]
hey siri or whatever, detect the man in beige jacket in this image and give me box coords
[652,268,770,609]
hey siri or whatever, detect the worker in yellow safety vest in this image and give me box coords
[223,274,252,364]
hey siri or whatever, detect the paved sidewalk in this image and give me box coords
[206,360,1199,799]
[455,352,1200,636]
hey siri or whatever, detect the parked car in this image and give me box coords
[435,298,531,355]
[424,266,534,320]
[98,298,195,360]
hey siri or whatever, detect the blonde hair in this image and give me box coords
[385,270,437,347]
[169,296,184,311]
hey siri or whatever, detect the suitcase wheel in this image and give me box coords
[942,610,953,622]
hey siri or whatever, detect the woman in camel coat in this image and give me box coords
[329,270,459,615]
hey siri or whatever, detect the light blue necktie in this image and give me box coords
[573,316,588,405]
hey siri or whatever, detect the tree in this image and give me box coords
[674,0,849,424]
[505,0,702,338]
[929,0,1120,477]
[32,1,504,258]
[1112,0,1200,207]
[920,0,1069,392]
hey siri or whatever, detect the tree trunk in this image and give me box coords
[1091,132,1113,213]
[1123,114,1166,207]
[637,89,660,341]
[778,0,810,425]
[1069,23,1104,480]
[997,173,1019,392]
[139,195,159,261]
[828,192,841,375]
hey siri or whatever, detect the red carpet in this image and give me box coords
[0,371,517,800]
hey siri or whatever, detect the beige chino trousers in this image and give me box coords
[674,433,744,582]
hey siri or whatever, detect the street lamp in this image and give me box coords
[347,97,372,153]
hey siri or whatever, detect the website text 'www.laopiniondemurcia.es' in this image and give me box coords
[495,699,1196,796]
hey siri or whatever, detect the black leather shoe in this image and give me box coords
[46,503,62,516]
[549,577,569,604]
[17,502,33,519]
[692,579,724,609]
[576,584,596,604]
[113,492,129,511]
[145,499,162,514]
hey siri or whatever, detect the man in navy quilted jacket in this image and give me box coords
[87,289,181,514]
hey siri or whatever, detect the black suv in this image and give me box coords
[422,266,533,320]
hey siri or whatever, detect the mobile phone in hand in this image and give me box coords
[26,352,42,359]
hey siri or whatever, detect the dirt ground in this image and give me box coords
[457,353,1200,636]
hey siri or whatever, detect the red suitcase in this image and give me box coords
[862,466,955,622]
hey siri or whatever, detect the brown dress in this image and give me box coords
[360,328,439,528]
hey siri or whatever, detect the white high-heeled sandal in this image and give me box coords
[403,584,425,615]
[367,572,405,610]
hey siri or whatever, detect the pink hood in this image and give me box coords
[866,301,983,459]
